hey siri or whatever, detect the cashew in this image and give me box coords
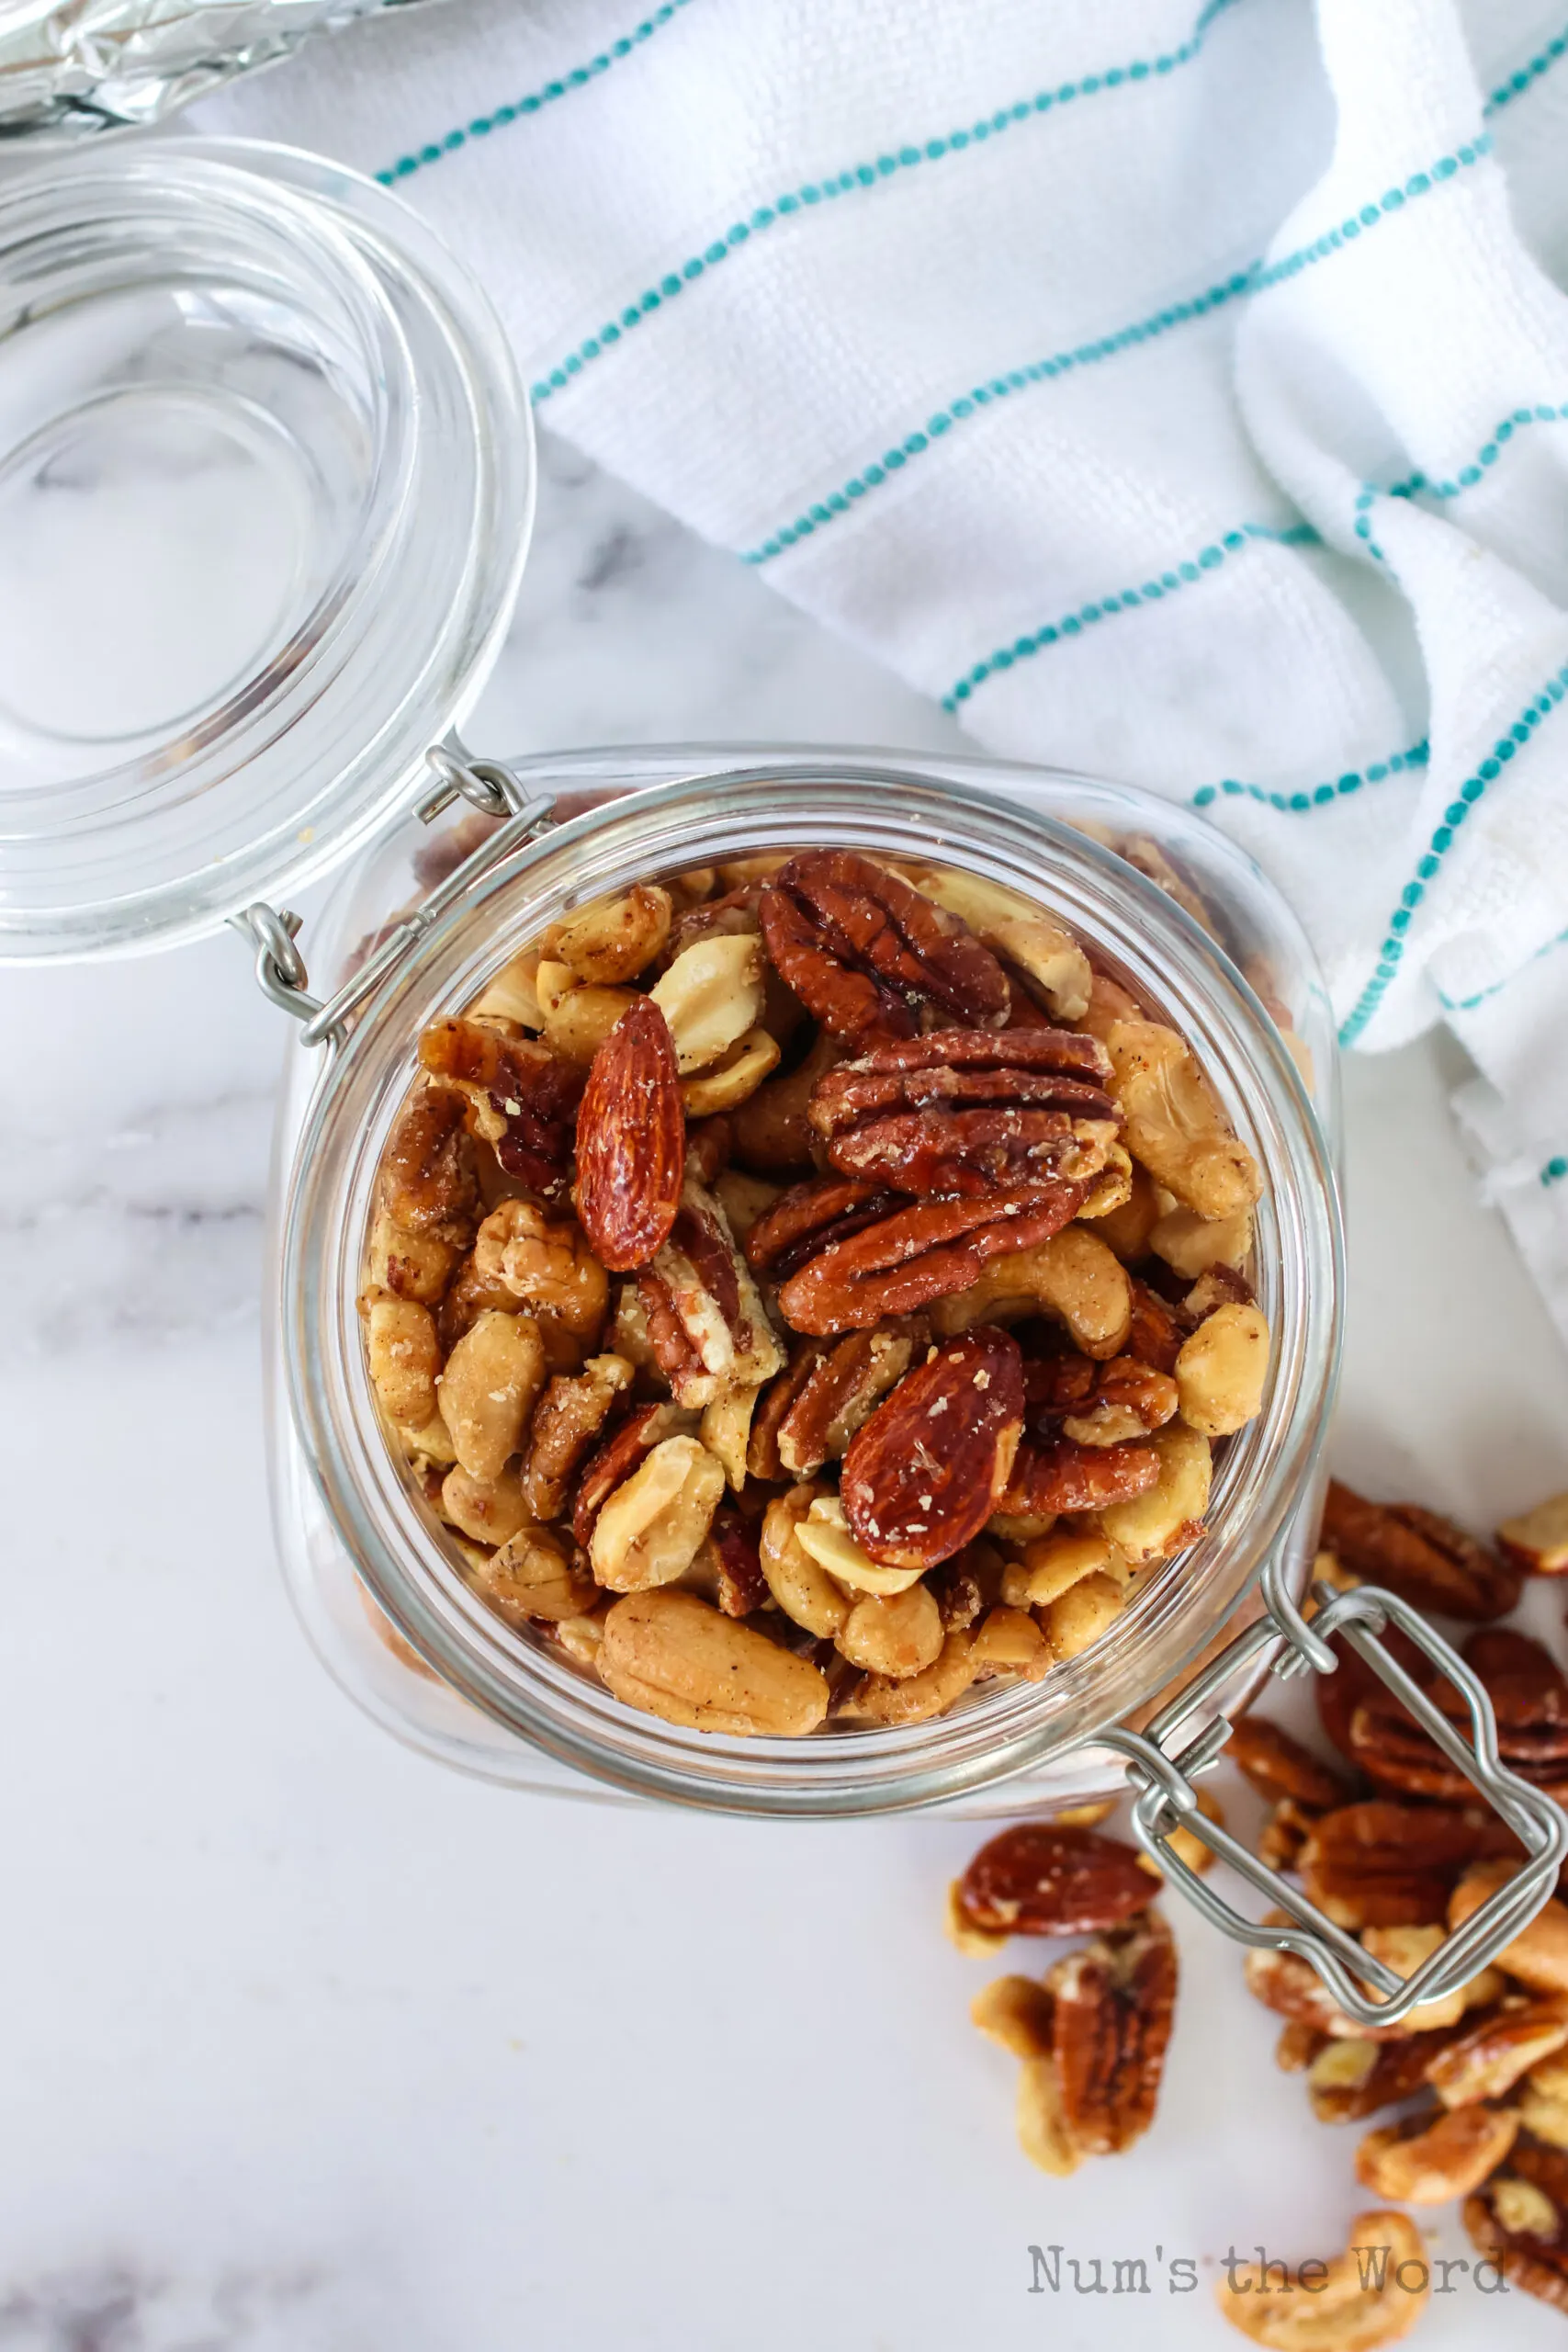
[1355,2106,1518,2205]
[536,962,640,1064]
[944,1882,1010,1959]
[1151,1203,1254,1277]
[1176,1302,1271,1436]
[367,1298,442,1429]
[597,1588,829,1735]
[649,933,766,1073]
[1038,1570,1125,1661]
[1359,1925,1466,2031]
[1106,1019,1260,1221]
[366,1209,457,1306]
[835,1583,943,1679]
[970,1603,1051,1679]
[837,1630,978,1725]
[1213,2210,1430,2347]
[912,868,1092,1020]
[1086,1160,1161,1263]
[796,1493,924,1594]
[439,1463,531,1547]
[1096,1420,1213,1565]
[1450,1860,1568,1993]
[471,948,544,1029]
[701,1383,759,1491]
[971,1973,1055,2057]
[550,884,672,985]
[759,1487,852,1636]
[473,1526,599,1624]
[931,1226,1132,1360]
[679,1028,781,1115]
[1015,2056,1081,2177]
[1494,2177,1561,2239]
[1002,1528,1115,1608]
[588,1435,726,1592]
[436,1308,547,1482]
[474,1201,609,1342]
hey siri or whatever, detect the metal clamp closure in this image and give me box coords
[1091,1575,1568,2030]
[231,749,557,1049]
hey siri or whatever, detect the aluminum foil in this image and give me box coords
[0,0,437,138]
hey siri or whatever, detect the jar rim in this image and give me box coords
[280,762,1344,1816]
[0,139,533,963]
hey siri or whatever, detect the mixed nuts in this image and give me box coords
[361,846,1270,1736]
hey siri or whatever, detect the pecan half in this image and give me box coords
[417,1017,582,1194]
[1299,1801,1517,1930]
[1320,1479,1522,1622]
[381,1083,479,1240]
[522,1354,634,1521]
[1023,1349,1179,1448]
[744,1175,909,1285]
[1465,2139,1568,2313]
[1348,1628,1568,1804]
[1048,1911,1178,2156]
[759,850,1011,1040]
[954,1824,1157,1937]
[807,1028,1120,1195]
[997,1435,1161,1516]
[1307,2028,1471,2122]
[575,999,686,1272]
[773,1186,1097,1338]
[637,1178,784,1407]
[768,1323,919,1477]
[840,1328,1024,1571]
[1228,1714,1352,1811]
[707,1505,769,1616]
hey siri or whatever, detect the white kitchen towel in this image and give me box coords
[201,0,1568,1341]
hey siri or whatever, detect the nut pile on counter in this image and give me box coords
[361,847,1270,1736]
[944,1474,1568,2347]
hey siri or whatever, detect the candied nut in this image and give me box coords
[744,1172,908,1285]
[1498,1491,1568,1577]
[551,884,672,985]
[1244,1923,1417,2044]
[588,1434,727,1593]
[1348,1627,1568,1804]
[1015,2055,1081,2177]
[399,1408,457,1469]
[970,1603,1051,1680]
[836,1629,979,1725]
[971,1973,1055,2057]
[680,1028,781,1116]
[809,1027,1120,1196]
[911,869,1092,1020]
[436,1247,523,1354]
[955,1824,1156,1937]
[470,947,543,1029]
[1214,2211,1430,2348]
[1450,1861,1568,1994]
[382,1083,479,1239]
[475,1528,599,1625]
[776,1185,1100,1338]
[1228,1714,1351,1810]
[417,1017,583,1192]
[1300,1801,1508,1930]
[1465,2139,1568,2312]
[1049,1912,1177,2157]
[683,1114,733,1191]
[713,1168,783,1249]
[1174,1302,1269,1436]
[703,1506,769,1616]
[570,1400,696,1545]
[796,1494,924,1594]
[700,1382,758,1491]
[1059,1355,1179,1447]
[367,1298,442,1429]
[1360,1925,1467,2032]
[436,1308,547,1483]
[536,964,642,1065]
[1105,1019,1260,1220]
[773,1324,917,1477]
[1096,1419,1213,1564]
[945,1880,1010,1957]
[1258,1797,1320,1874]
[474,1200,609,1341]
[1089,1160,1161,1263]
[575,998,686,1273]
[759,849,1010,1040]
[366,1208,457,1306]
[1150,1204,1254,1278]
[731,1026,843,1173]
[1040,1571,1126,1662]
[1077,969,1143,1044]
[1516,2060,1568,2149]
[649,933,767,1073]
[759,1486,852,1636]
[929,1545,996,1628]
[1306,2032,1465,2122]
[521,1353,634,1520]
[1320,1480,1522,1623]
[643,1178,784,1404]
[1124,1277,1186,1375]
[1426,1998,1568,2107]
[439,1463,530,1547]
[931,1225,1132,1359]
[840,1327,1025,1572]
[553,1597,614,1668]
[999,1435,1160,1518]
[835,1583,943,1679]
[1002,1527,1113,1607]
[1277,2019,1325,2073]
[1357,2104,1518,2205]
[597,1588,829,1736]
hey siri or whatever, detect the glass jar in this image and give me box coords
[4,141,1559,2020]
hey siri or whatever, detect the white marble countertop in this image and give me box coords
[6,427,1568,2352]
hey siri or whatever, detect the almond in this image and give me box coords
[575,998,685,1272]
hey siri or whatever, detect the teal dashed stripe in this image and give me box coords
[743,135,1494,562]
[1441,923,1568,1012]
[1190,738,1428,813]
[1487,22,1568,112]
[1337,661,1568,1046]
[1353,401,1568,564]
[375,0,691,187]
[525,0,1254,404]
[939,522,1317,713]
[1544,1155,1568,1189]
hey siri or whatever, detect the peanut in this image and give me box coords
[700,1384,758,1491]
[836,1583,943,1679]
[679,1027,781,1115]
[836,1629,978,1725]
[759,1487,851,1637]
[551,885,672,985]
[536,962,640,1064]
[1150,1203,1254,1277]
[1003,1527,1114,1607]
[1039,1571,1125,1661]
[649,933,767,1073]
[1097,1419,1213,1565]
[796,1493,924,1595]
[478,1527,599,1623]
[367,1298,442,1429]
[471,949,543,1028]
[589,1435,726,1593]
[970,1604,1051,1679]
[439,1464,531,1548]
[597,1588,829,1735]
[436,1308,547,1482]
[1176,1302,1270,1436]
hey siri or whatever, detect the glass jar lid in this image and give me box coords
[0,137,533,961]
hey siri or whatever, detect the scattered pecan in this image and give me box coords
[759,849,1010,1040]
[570,1401,694,1546]
[954,1824,1157,1937]
[1314,1620,1432,1765]
[774,1186,1098,1338]
[1048,1911,1178,2156]
[1298,1800,1517,1929]
[807,1027,1120,1195]
[381,1083,479,1241]
[1465,2138,1568,2313]
[417,1016,582,1193]
[1320,1479,1522,1623]
[1497,1490,1568,1577]
[1426,1998,1568,2107]
[575,999,686,1272]
[745,1339,829,1480]
[1307,2029,1469,2122]
[1357,2104,1519,2204]
[997,1435,1161,1517]
[1258,1798,1323,1874]
[1227,1715,1352,1811]
[1123,1277,1187,1376]
[839,1327,1024,1570]
[767,1323,919,1477]
[1347,1627,1568,1804]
